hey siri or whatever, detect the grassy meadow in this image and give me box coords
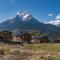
[24,44,60,52]
[0,44,60,60]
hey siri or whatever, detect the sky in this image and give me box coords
[0,0,60,25]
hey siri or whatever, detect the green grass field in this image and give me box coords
[24,44,60,60]
[24,44,60,52]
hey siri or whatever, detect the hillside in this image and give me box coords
[0,11,60,34]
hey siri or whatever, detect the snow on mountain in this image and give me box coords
[15,11,32,21]
[21,11,32,21]
[0,11,60,33]
[16,11,22,17]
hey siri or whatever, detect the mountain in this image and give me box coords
[0,11,60,34]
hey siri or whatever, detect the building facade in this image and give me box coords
[0,30,12,41]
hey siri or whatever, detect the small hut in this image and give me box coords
[13,32,32,44]
[53,40,60,43]
[53,38,60,43]
[22,34,32,44]
[13,35,23,42]
[39,36,48,43]
[0,30,12,41]
[31,36,48,44]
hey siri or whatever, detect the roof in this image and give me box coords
[0,30,12,33]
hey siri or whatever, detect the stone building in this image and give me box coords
[13,32,32,44]
[39,36,48,43]
[0,30,12,41]
[31,35,48,43]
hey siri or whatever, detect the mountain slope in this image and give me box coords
[0,11,60,33]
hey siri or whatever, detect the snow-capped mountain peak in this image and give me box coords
[16,11,32,21]
[21,11,32,21]
[0,11,60,34]
[16,11,22,17]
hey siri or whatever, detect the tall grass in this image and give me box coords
[33,56,60,60]
[24,44,60,52]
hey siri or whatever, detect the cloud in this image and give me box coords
[56,14,60,19]
[48,13,54,17]
[48,20,60,25]
[47,14,60,26]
